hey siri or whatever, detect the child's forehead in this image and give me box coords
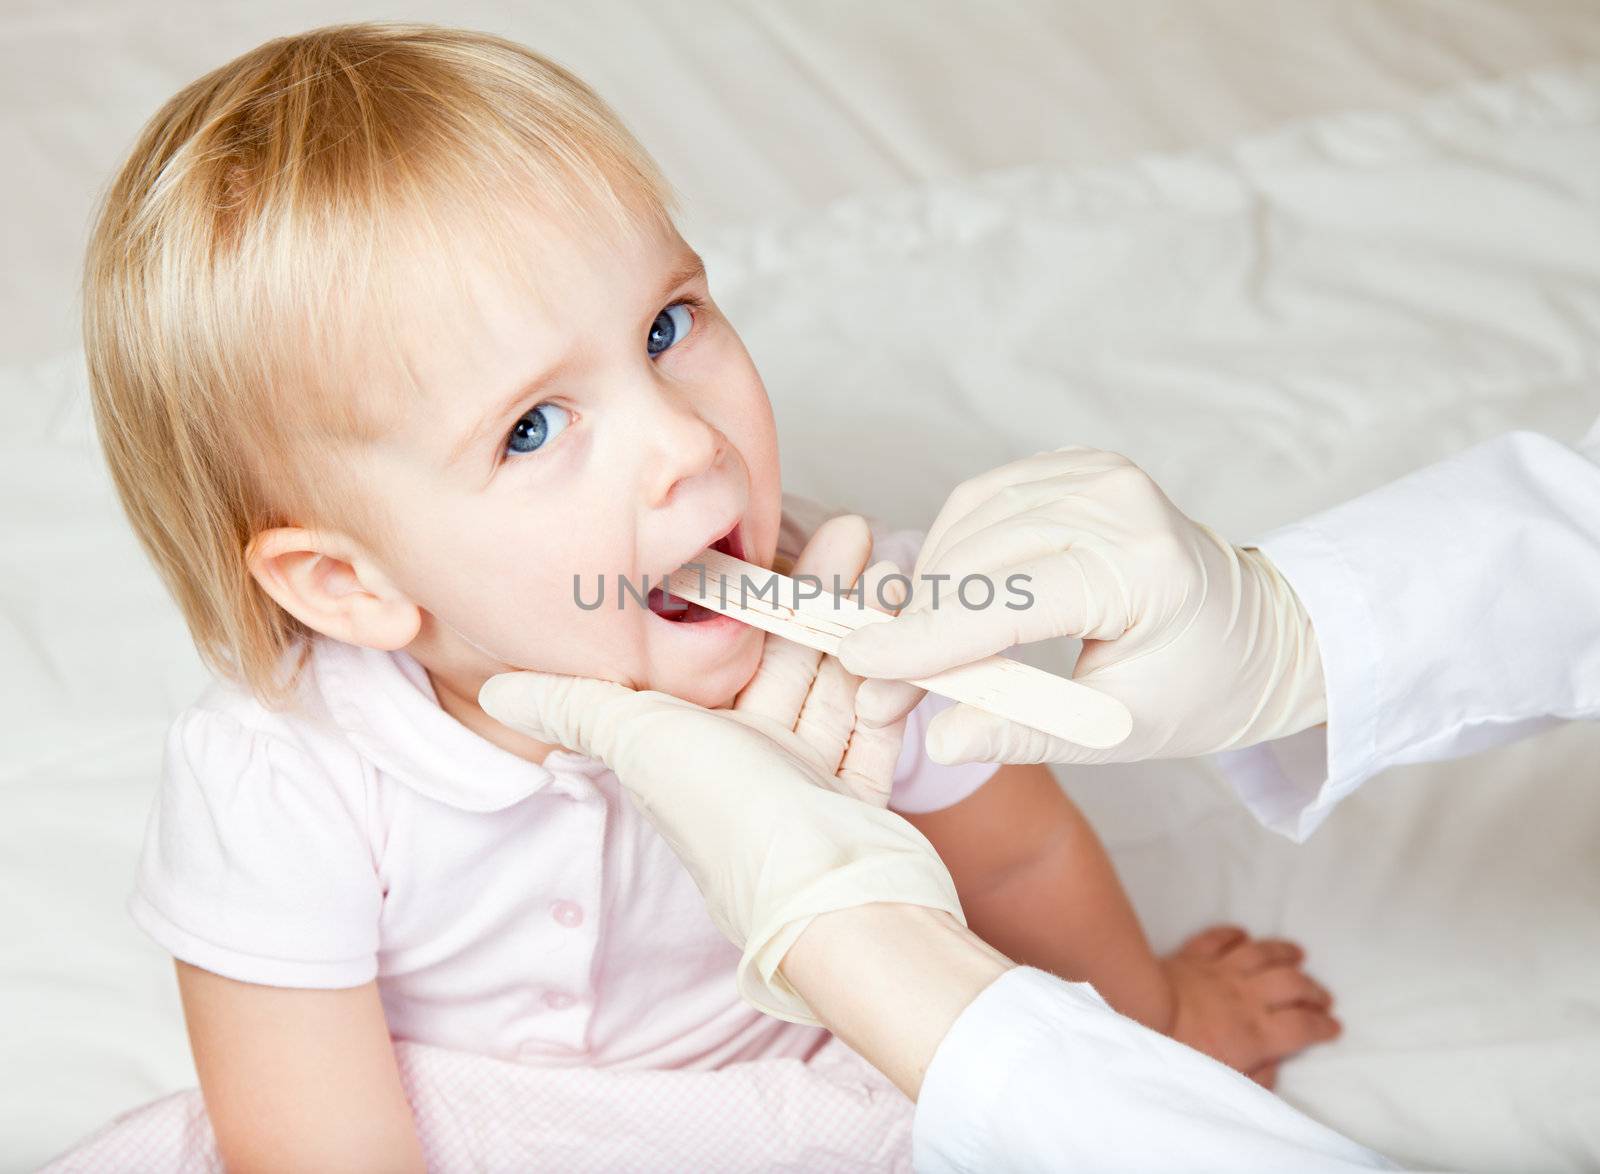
[344,200,697,440]
[406,196,685,328]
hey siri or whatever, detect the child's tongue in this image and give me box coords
[647,585,718,623]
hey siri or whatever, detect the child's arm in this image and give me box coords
[901,763,1342,1085]
[899,763,1175,1031]
[176,961,425,1173]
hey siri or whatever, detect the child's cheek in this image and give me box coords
[516,539,669,671]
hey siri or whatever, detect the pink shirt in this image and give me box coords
[129,505,998,1070]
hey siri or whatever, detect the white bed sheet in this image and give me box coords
[4,2,1599,1170]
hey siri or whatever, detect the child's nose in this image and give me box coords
[630,379,728,509]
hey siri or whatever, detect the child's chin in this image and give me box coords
[653,640,763,709]
[669,682,739,709]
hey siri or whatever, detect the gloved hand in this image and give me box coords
[479,515,965,1025]
[836,448,1328,766]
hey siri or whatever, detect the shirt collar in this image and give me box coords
[311,635,612,812]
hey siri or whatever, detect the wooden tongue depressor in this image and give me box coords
[666,549,1133,751]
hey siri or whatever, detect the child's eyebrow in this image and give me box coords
[445,251,707,467]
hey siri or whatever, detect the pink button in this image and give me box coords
[544,990,576,1011]
[551,900,584,928]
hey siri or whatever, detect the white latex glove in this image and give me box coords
[836,448,1328,766]
[479,515,965,1025]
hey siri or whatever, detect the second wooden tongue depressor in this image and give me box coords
[666,549,1134,751]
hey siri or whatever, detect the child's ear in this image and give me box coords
[246,526,422,652]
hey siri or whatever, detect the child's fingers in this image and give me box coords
[1228,939,1305,974]
[1251,967,1333,1011]
[1261,1006,1342,1059]
[1177,925,1250,960]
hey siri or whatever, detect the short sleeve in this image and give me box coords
[128,707,383,988]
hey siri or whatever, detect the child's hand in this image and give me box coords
[1159,926,1341,1089]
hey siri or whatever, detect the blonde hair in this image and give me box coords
[83,22,678,708]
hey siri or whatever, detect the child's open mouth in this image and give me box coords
[648,522,744,624]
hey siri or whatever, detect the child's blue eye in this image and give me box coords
[505,403,572,457]
[647,302,694,357]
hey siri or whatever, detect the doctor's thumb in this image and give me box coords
[479,670,639,765]
[838,604,1017,680]
[925,702,1114,767]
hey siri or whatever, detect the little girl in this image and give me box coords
[84,22,1340,1169]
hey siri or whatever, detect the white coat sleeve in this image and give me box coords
[1213,426,1600,841]
[913,967,1396,1172]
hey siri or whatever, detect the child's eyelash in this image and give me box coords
[492,294,709,466]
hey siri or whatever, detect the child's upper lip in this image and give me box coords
[652,512,745,583]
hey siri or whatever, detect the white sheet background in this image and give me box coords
[4,3,1600,1170]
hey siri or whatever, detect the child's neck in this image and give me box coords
[425,663,564,766]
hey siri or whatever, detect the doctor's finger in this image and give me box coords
[734,514,871,725]
[912,471,1125,588]
[835,710,905,808]
[839,548,1126,681]
[794,653,860,777]
[850,560,927,728]
[914,449,1133,576]
[732,633,822,727]
[923,702,1115,767]
[853,676,927,729]
[796,560,898,777]
[831,560,915,804]
[789,543,881,766]
[480,670,653,767]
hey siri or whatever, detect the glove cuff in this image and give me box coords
[1238,545,1330,744]
[737,853,967,1024]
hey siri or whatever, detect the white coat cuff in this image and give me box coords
[1214,429,1600,841]
[911,967,1114,1173]
[911,967,1393,1172]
